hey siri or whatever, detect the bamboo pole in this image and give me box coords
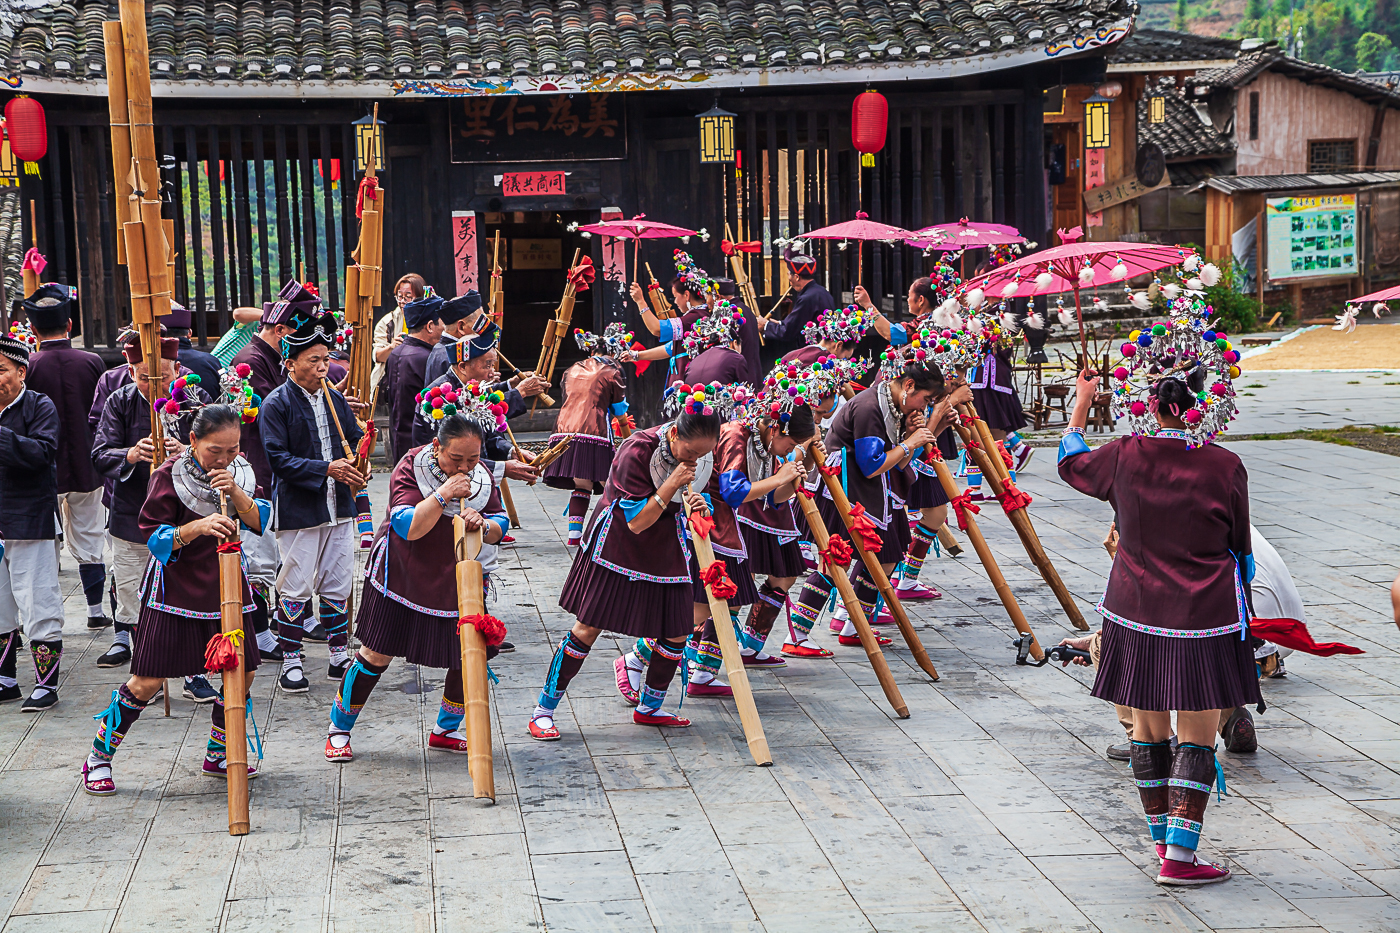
[497,352,556,408]
[22,202,38,298]
[950,410,1088,631]
[644,262,675,319]
[345,103,384,407]
[453,521,495,802]
[682,488,772,766]
[810,446,939,681]
[499,480,520,529]
[217,492,251,835]
[530,249,583,413]
[102,22,130,266]
[927,456,1042,661]
[935,523,963,557]
[489,232,505,327]
[793,490,908,718]
[723,223,763,345]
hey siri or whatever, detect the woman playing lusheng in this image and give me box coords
[82,405,271,795]
[1058,302,1256,886]
[530,391,721,739]
[325,408,507,762]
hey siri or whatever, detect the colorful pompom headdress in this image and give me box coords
[573,321,634,357]
[681,298,746,357]
[220,362,262,424]
[6,320,36,352]
[802,304,870,347]
[879,323,980,383]
[673,249,716,296]
[154,372,208,436]
[749,356,864,431]
[417,377,510,434]
[660,380,745,420]
[1109,291,1242,448]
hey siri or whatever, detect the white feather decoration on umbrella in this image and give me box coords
[1373,302,1390,318]
[999,311,1019,333]
[1078,265,1095,286]
[1182,254,1201,272]
[1057,307,1075,327]
[1092,297,1108,312]
[1130,291,1151,311]
[1162,283,1181,300]
[1035,271,1053,290]
[965,288,985,309]
[1199,262,1221,287]
[1001,281,1020,298]
[967,316,983,335]
[1186,277,1204,291]
[1026,312,1045,330]
[1109,262,1128,280]
[1333,308,1358,333]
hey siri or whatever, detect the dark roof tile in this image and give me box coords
[1138,83,1234,161]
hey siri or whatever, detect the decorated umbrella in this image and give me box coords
[1334,283,1399,332]
[796,211,916,290]
[958,238,1201,369]
[906,219,1026,252]
[574,214,703,295]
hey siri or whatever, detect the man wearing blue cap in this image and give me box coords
[385,293,445,464]
[423,291,485,387]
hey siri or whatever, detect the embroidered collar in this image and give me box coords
[745,425,774,484]
[412,445,492,516]
[1151,428,1193,442]
[172,449,256,517]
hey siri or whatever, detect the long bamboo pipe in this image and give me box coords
[453,520,495,801]
[809,446,938,681]
[217,492,251,835]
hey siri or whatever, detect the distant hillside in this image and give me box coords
[1134,0,1399,72]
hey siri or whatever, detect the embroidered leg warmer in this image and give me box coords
[0,630,19,690]
[637,639,685,714]
[566,491,591,548]
[436,671,466,735]
[320,596,350,664]
[276,597,309,666]
[535,632,592,720]
[895,523,939,584]
[87,684,147,768]
[790,572,834,643]
[1131,739,1172,846]
[1166,743,1222,855]
[685,619,724,680]
[328,654,389,736]
[30,640,61,699]
[741,583,786,653]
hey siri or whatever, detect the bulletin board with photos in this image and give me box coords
[1264,193,1358,282]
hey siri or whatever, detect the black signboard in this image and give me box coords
[450,93,627,163]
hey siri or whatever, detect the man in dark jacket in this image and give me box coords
[159,301,221,391]
[761,252,836,360]
[384,293,444,464]
[260,310,365,692]
[0,333,63,711]
[423,290,483,387]
[23,284,111,630]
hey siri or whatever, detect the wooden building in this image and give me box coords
[2,0,1133,414]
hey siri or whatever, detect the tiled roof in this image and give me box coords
[1137,83,1233,161]
[1188,47,1400,106]
[2,0,1135,85]
[1108,27,1239,65]
[0,188,20,306]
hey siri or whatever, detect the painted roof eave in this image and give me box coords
[4,20,1130,99]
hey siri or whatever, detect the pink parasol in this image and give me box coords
[801,211,915,242]
[906,218,1026,251]
[576,214,700,284]
[959,240,1201,369]
[1347,283,1400,304]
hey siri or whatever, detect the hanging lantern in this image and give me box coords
[851,90,888,168]
[1149,88,1166,124]
[353,113,384,173]
[3,96,47,163]
[696,101,736,164]
[1083,91,1112,150]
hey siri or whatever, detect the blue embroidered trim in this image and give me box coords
[735,511,799,543]
[549,432,613,448]
[588,507,692,584]
[1134,778,1169,788]
[609,400,629,417]
[147,525,177,565]
[144,562,255,619]
[1145,814,1168,825]
[618,497,649,522]
[1098,599,1244,639]
[1168,778,1213,794]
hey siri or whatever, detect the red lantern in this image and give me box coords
[4,96,47,163]
[318,159,341,183]
[851,90,887,168]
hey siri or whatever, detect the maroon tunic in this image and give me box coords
[716,422,797,542]
[782,345,827,369]
[686,346,751,390]
[543,356,626,493]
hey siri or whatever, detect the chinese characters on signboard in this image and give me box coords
[452,212,478,295]
[1265,194,1357,282]
[450,93,627,163]
[501,171,566,196]
[1083,148,1106,227]
[512,238,563,270]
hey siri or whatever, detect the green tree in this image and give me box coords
[1175,0,1187,30]
[1356,32,1394,70]
[1246,0,1267,20]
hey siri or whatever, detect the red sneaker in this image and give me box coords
[633,709,691,727]
[781,641,833,659]
[614,656,640,706]
[502,534,516,545]
[325,735,354,762]
[529,716,561,741]
[428,731,469,754]
[82,761,116,797]
[1157,855,1231,886]
[686,680,733,698]
[838,633,892,647]
[742,652,787,668]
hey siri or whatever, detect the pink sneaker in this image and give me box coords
[428,731,469,754]
[892,579,942,600]
[1157,855,1231,886]
[1014,444,1034,472]
[202,758,261,779]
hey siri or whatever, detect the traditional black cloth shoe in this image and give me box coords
[21,690,57,712]
[496,641,515,653]
[1106,742,1131,761]
[87,614,114,630]
[1221,707,1257,753]
[279,667,310,693]
[96,643,132,668]
[0,685,21,703]
[327,658,351,681]
[183,675,220,704]
[302,623,329,643]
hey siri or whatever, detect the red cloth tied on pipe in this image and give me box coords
[688,510,715,539]
[700,560,739,600]
[1249,618,1363,657]
[357,420,378,460]
[722,239,762,256]
[459,613,508,646]
[567,256,596,291]
[997,479,1033,513]
[796,485,815,498]
[817,463,842,477]
[204,630,244,672]
[818,536,854,573]
[216,541,243,553]
[996,441,1014,471]
[845,503,884,554]
[958,412,978,427]
[21,247,46,276]
[949,490,981,531]
[356,175,380,218]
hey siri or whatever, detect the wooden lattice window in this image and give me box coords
[1308,139,1357,173]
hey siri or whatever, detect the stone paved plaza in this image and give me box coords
[1,426,1399,931]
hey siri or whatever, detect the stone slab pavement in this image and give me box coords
[0,439,1398,932]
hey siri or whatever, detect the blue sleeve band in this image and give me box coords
[488,515,510,538]
[666,343,679,358]
[618,497,649,521]
[718,470,752,509]
[243,498,272,534]
[658,318,677,343]
[390,504,416,539]
[889,323,909,347]
[854,437,887,477]
[700,493,712,511]
[609,400,629,417]
[147,525,177,565]
[1057,432,1091,463]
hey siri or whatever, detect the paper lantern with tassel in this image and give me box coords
[851,90,888,168]
[3,96,46,163]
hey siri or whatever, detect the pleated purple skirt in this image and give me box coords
[542,434,615,493]
[131,608,263,679]
[739,523,807,578]
[1091,619,1262,713]
[817,497,911,565]
[559,550,693,640]
[906,471,951,510]
[972,386,1027,433]
[689,551,759,606]
[355,585,461,670]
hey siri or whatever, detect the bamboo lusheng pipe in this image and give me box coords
[530,248,584,413]
[453,521,495,802]
[951,407,1089,632]
[22,201,38,298]
[723,223,763,346]
[528,435,574,473]
[352,384,380,476]
[102,22,131,266]
[217,492,251,835]
[644,262,675,320]
[935,523,963,558]
[926,456,1043,662]
[793,488,908,718]
[489,232,505,327]
[496,352,556,408]
[809,446,939,681]
[683,486,772,766]
[119,0,172,324]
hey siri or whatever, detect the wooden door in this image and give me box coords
[1052,123,1082,236]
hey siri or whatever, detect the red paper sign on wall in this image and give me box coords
[452,211,477,295]
[501,171,566,196]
